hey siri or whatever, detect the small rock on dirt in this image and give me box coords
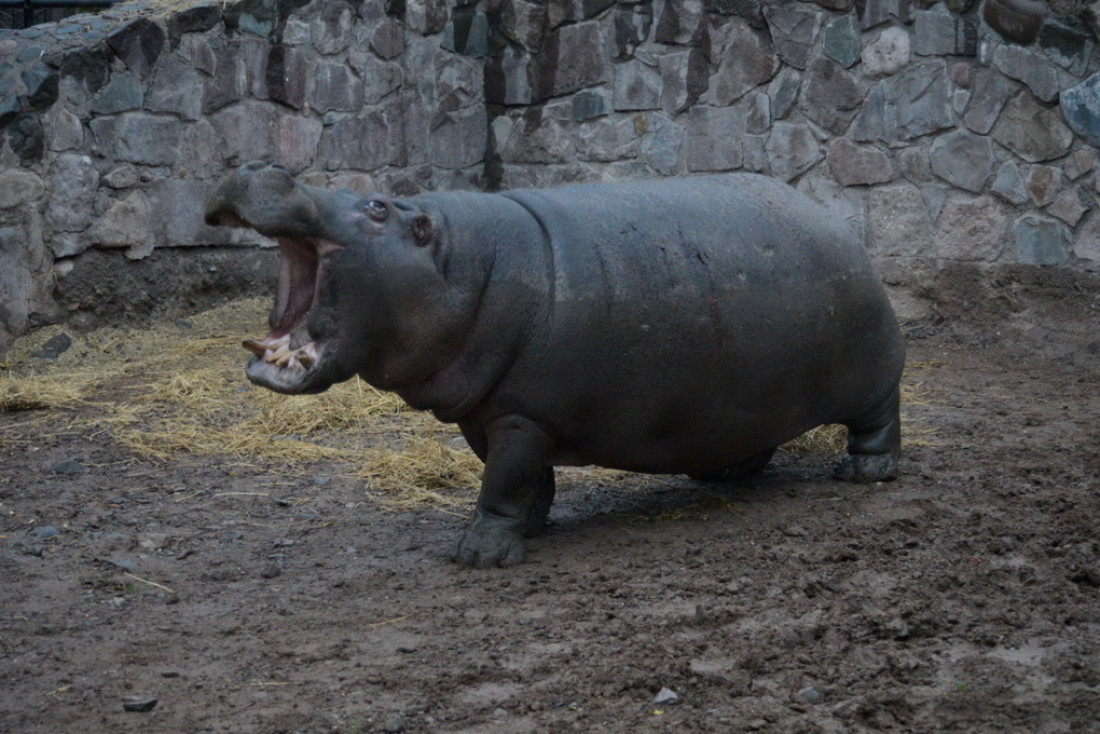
[384,712,407,732]
[654,687,679,704]
[32,526,59,540]
[797,685,823,704]
[49,459,85,474]
[122,697,158,712]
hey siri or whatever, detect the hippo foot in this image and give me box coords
[835,452,898,483]
[451,510,527,568]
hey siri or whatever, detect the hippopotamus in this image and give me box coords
[205,162,905,568]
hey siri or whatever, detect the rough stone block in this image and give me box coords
[709,17,779,105]
[265,45,307,109]
[612,2,653,61]
[541,21,606,98]
[405,0,449,35]
[993,44,1059,103]
[656,0,703,45]
[800,57,863,136]
[347,54,403,105]
[640,112,683,175]
[613,59,662,111]
[852,62,952,143]
[0,168,44,209]
[1026,165,1062,207]
[320,108,403,170]
[443,9,489,58]
[991,160,1029,205]
[45,154,98,233]
[962,67,1013,135]
[861,26,909,78]
[659,49,707,115]
[21,63,58,110]
[91,191,153,258]
[106,17,165,78]
[313,2,355,55]
[1038,20,1092,76]
[991,91,1073,163]
[866,183,936,258]
[827,138,892,186]
[766,120,822,181]
[1013,215,1071,265]
[1061,73,1100,149]
[430,105,487,168]
[7,113,45,162]
[202,44,242,114]
[148,54,204,120]
[768,68,801,120]
[823,14,860,69]
[370,18,406,59]
[46,108,83,151]
[572,89,610,120]
[308,61,363,112]
[91,112,181,166]
[486,46,533,105]
[1047,188,1090,227]
[858,0,910,30]
[982,0,1046,44]
[936,194,1012,261]
[577,116,640,162]
[91,73,143,115]
[929,129,995,193]
[686,106,745,171]
[167,3,223,45]
[764,4,819,69]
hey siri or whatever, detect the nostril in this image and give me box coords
[270,163,291,173]
[242,160,267,172]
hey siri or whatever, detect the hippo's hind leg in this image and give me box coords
[452,418,556,568]
[835,385,901,483]
[690,447,777,482]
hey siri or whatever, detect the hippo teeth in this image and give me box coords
[244,334,320,372]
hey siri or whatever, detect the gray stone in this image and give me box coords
[442,10,490,58]
[913,4,976,57]
[982,0,1045,44]
[500,0,546,53]
[275,114,324,174]
[614,59,662,111]
[686,106,744,172]
[826,137,892,186]
[937,194,1012,261]
[1061,73,1100,149]
[991,161,1029,205]
[1065,149,1097,181]
[656,0,703,45]
[1073,209,1100,262]
[1013,215,1071,265]
[430,105,487,169]
[612,2,653,61]
[46,154,98,233]
[308,61,363,112]
[577,116,639,162]
[1047,188,1090,227]
[106,17,165,78]
[858,0,910,30]
[91,73,143,115]
[768,68,801,120]
[91,191,153,259]
[167,3,222,44]
[0,169,45,209]
[897,146,931,183]
[103,164,139,189]
[962,67,1014,135]
[852,62,952,143]
[202,44,242,114]
[90,113,181,166]
[865,183,935,258]
[860,26,909,78]
[641,113,683,175]
[405,0,449,35]
[347,54,403,105]
[265,45,306,110]
[1039,21,1092,76]
[709,17,779,105]
[764,4,819,69]
[929,130,995,193]
[823,14,860,69]
[540,21,606,99]
[1027,165,1062,207]
[992,44,1060,103]
[800,57,863,136]
[7,113,44,162]
[46,108,84,152]
[766,120,822,181]
[312,2,355,55]
[659,49,707,115]
[991,91,1074,163]
[741,90,770,134]
[148,54,204,121]
[370,18,406,59]
[499,113,573,164]
[21,63,58,110]
[487,46,533,106]
[572,89,610,120]
[743,134,768,172]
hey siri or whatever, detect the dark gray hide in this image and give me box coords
[206,162,905,567]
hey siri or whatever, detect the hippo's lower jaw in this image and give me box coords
[242,334,324,393]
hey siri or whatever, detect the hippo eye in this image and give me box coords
[364,199,389,222]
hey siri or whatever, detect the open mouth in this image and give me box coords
[242,236,333,382]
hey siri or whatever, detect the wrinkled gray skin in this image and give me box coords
[206,162,905,568]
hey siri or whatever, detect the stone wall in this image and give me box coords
[2,0,1099,354]
[0,0,485,353]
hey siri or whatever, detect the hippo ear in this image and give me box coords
[411,213,433,245]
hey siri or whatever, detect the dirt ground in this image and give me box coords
[1,267,1098,733]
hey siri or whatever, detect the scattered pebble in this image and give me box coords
[312,475,330,487]
[122,697,158,712]
[50,459,85,475]
[654,687,679,704]
[106,557,137,572]
[33,333,72,360]
[260,563,282,579]
[493,707,509,719]
[797,686,823,705]
[33,526,59,540]
[384,712,406,733]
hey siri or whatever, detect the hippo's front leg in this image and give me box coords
[452,416,556,568]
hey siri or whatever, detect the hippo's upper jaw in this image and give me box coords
[205,162,353,395]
